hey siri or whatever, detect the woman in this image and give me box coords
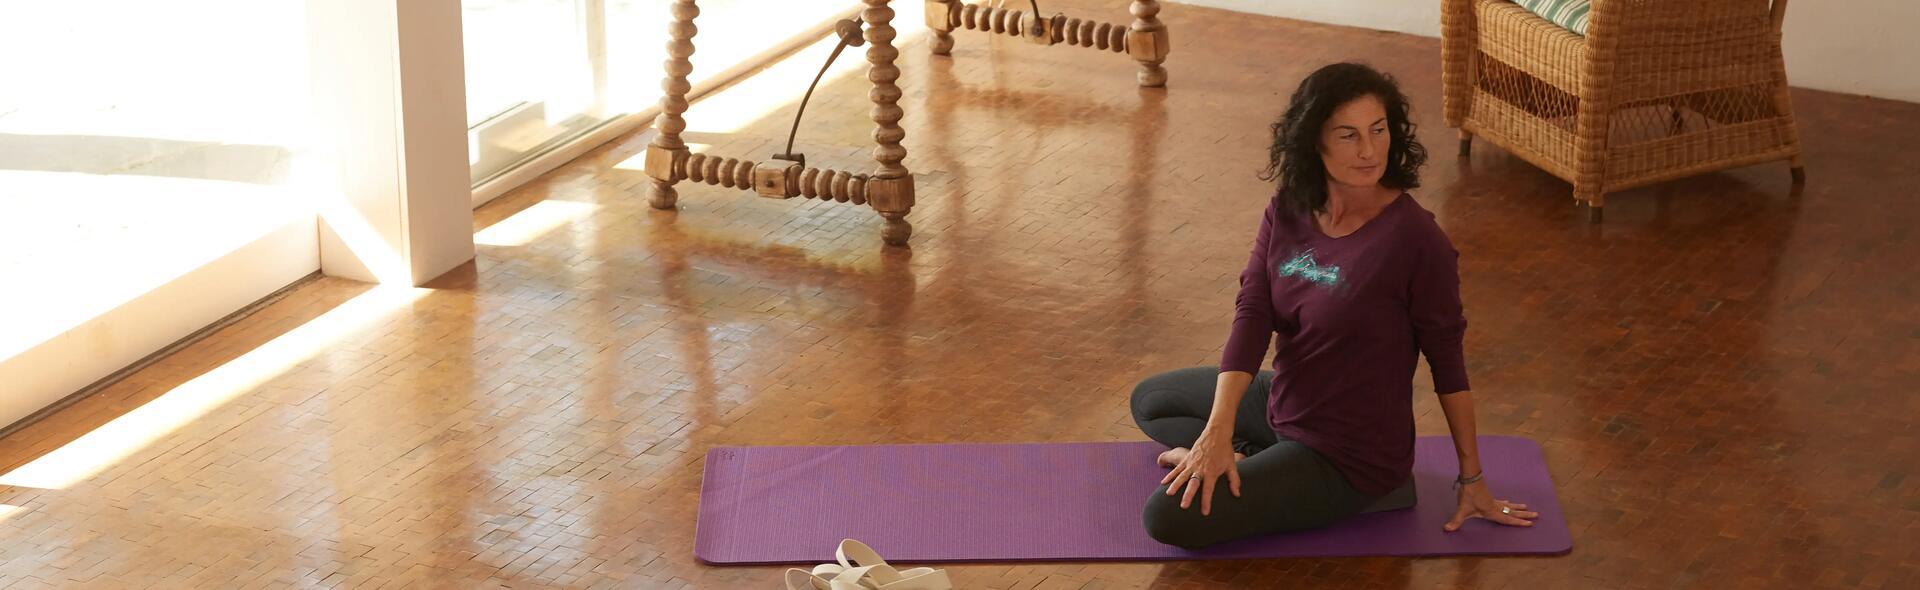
[1128,63,1537,549]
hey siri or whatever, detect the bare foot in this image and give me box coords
[1156,447,1246,467]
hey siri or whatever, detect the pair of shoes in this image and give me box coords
[782,539,952,590]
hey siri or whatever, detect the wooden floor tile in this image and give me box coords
[2,1,1916,588]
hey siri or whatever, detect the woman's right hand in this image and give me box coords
[1160,428,1242,516]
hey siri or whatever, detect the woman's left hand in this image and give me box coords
[1443,480,1538,531]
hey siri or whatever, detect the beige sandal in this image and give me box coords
[782,539,952,590]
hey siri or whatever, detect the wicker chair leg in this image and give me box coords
[1458,130,1473,156]
[1770,39,1806,190]
[1576,186,1604,224]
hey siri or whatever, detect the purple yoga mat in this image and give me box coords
[695,436,1570,564]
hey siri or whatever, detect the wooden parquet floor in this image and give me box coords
[1,1,1915,588]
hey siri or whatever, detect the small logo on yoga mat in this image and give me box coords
[1278,249,1341,289]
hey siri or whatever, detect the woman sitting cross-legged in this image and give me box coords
[1129,62,1538,550]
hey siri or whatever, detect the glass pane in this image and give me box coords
[464,0,615,185]
[464,0,861,187]
[0,0,313,362]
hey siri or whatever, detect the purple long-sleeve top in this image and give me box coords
[1220,192,1470,497]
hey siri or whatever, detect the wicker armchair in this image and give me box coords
[1441,0,1804,221]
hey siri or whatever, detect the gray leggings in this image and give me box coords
[1129,366,1376,549]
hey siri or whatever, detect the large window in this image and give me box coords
[462,0,860,186]
[0,0,323,429]
[0,0,316,368]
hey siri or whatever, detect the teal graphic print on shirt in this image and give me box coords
[1278,249,1341,289]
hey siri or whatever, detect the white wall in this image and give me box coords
[1780,1,1920,104]
[1172,0,1920,104]
[1177,0,1440,38]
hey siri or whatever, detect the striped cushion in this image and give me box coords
[1512,0,1591,35]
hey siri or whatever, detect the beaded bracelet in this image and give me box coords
[1453,471,1484,490]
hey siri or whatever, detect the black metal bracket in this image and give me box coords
[775,18,867,169]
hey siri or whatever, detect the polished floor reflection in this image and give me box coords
[2,0,1917,588]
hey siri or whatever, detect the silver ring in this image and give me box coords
[1500,506,1512,515]
[1189,475,1202,480]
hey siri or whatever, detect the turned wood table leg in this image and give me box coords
[643,0,698,210]
[1128,0,1169,87]
[926,0,956,55]
[864,0,915,246]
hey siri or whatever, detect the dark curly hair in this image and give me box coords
[1259,63,1427,216]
